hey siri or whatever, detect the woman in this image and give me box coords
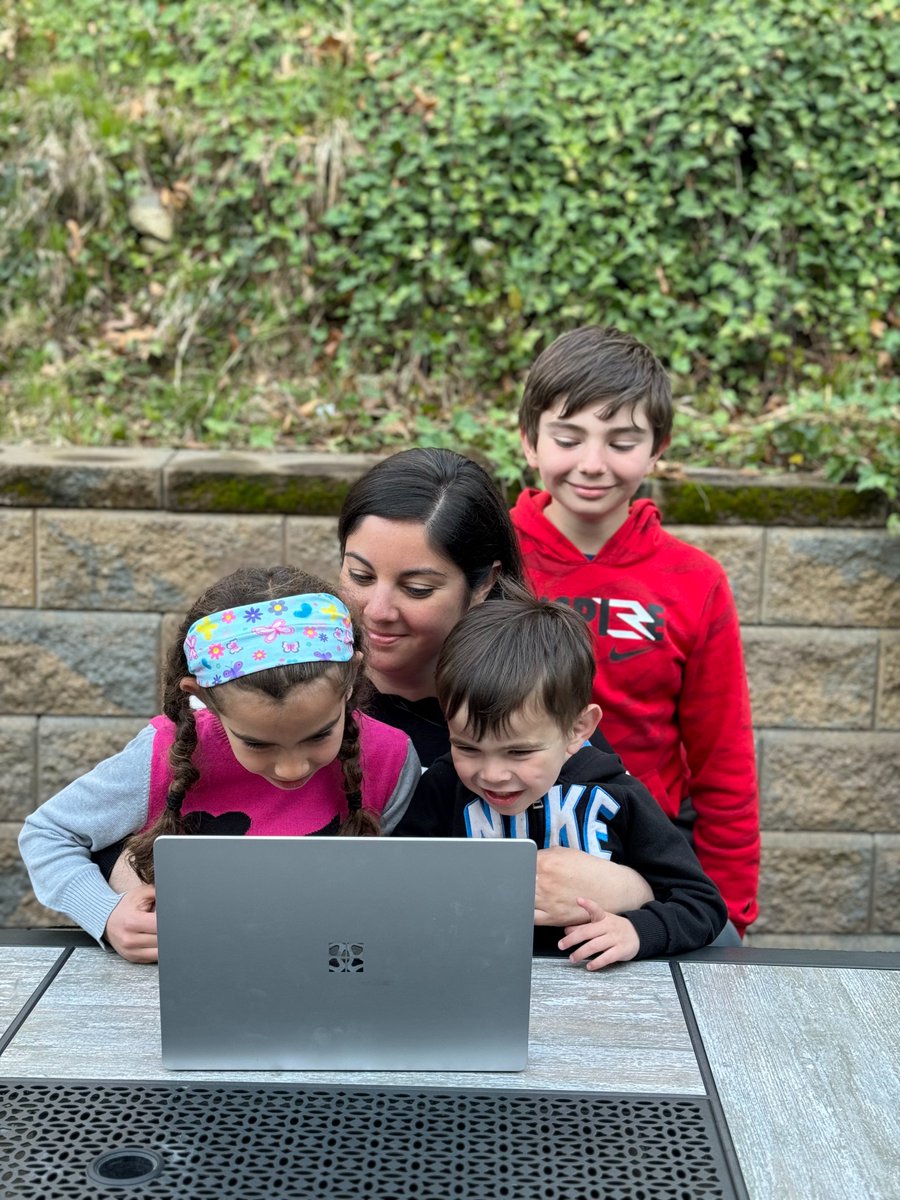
[338,448,654,932]
[338,447,524,766]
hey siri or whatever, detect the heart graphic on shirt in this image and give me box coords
[182,810,252,836]
[293,602,313,618]
[180,811,342,837]
[311,814,341,836]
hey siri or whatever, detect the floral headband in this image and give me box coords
[184,592,354,688]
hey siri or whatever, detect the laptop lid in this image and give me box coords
[154,836,536,1072]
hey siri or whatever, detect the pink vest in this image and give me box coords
[146,709,409,836]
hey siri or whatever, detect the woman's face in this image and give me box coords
[341,517,489,699]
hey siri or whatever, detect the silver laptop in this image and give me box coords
[154,836,536,1072]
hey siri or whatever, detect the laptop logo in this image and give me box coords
[328,942,365,973]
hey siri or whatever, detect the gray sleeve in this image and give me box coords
[17,725,156,944]
[379,742,423,835]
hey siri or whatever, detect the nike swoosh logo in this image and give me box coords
[609,646,655,662]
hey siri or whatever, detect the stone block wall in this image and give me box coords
[1,446,898,948]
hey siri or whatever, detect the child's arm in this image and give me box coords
[566,780,727,964]
[377,741,422,834]
[679,576,760,935]
[396,764,656,931]
[534,847,652,925]
[617,786,727,958]
[18,726,155,946]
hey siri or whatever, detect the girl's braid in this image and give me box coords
[337,699,379,837]
[123,637,203,883]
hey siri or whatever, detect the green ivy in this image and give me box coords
[0,0,897,512]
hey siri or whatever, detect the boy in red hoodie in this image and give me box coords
[510,325,759,937]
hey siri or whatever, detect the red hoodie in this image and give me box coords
[511,490,760,934]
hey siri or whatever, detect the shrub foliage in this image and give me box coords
[0,0,897,505]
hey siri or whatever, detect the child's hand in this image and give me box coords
[104,884,158,963]
[558,897,640,970]
[534,847,653,925]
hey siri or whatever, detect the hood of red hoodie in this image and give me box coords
[510,490,662,570]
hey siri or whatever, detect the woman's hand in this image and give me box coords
[104,885,158,963]
[534,846,653,925]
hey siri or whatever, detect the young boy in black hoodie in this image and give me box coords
[395,589,726,966]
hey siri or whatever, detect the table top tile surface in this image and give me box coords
[682,961,900,1200]
[0,947,66,1039]
[0,947,704,1093]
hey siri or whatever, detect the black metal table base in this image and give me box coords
[0,1081,739,1199]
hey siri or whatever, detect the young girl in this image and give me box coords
[19,567,420,964]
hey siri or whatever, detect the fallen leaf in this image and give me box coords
[316,31,351,63]
[65,219,83,262]
[651,460,685,480]
[0,28,17,60]
[159,184,190,211]
[412,85,438,110]
[103,307,139,333]
[103,322,160,358]
[169,180,192,209]
[276,51,296,79]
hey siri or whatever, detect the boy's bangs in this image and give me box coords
[519,325,673,450]
[442,667,589,744]
[440,673,536,743]
[436,593,596,743]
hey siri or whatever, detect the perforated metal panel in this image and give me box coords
[0,1082,739,1199]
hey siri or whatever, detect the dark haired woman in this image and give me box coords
[339,448,653,926]
[338,447,526,766]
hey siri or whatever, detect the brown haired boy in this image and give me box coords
[511,325,759,937]
[396,591,727,965]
